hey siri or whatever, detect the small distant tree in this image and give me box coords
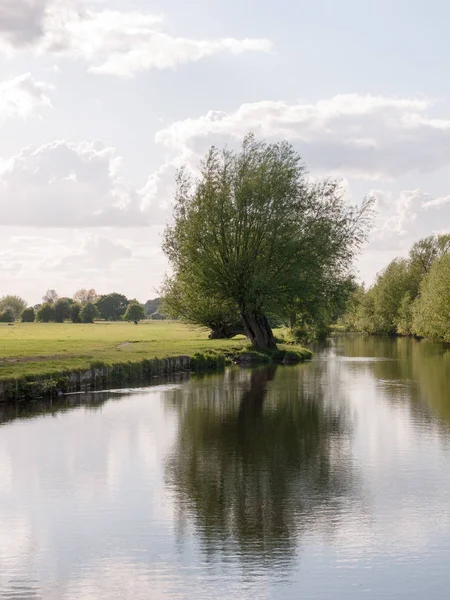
[73,288,98,305]
[42,289,58,304]
[37,303,56,323]
[21,308,36,322]
[0,309,15,323]
[80,302,99,323]
[151,312,166,321]
[70,303,82,323]
[96,293,129,321]
[0,295,27,320]
[54,298,72,323]
[144,297,161,316]
[124,302,146,324]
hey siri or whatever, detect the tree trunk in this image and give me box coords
[208,324,246,339]
[239,306,277,350]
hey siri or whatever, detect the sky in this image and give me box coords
[1,0,450,305]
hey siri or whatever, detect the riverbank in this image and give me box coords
[0,321,312,402]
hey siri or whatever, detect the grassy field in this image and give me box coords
[0,321,249,380]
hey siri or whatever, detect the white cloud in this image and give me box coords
[155,95,450,179]
[423,194,450,208]
[354,186,450,283]
[0,228,167,303]
[48,235,132,272]
[364,188,450,254]
[0,73,53,122]
[0,0,272,77]
[0,140,170,227]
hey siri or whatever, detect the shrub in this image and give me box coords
[54,298,72,323]
[70,303,82,323]
[37,303,56,323]
[21,308,36,322]
[0,309,15,323]
[80,302,99,323]
[124,302,145,324]
[151,312,166,321]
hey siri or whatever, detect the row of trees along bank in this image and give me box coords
[0,290,164,324]
[161,133,373,351]
[341,234,450,341]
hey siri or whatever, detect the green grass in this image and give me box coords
[0,321,312,383]
[0,321,249,380]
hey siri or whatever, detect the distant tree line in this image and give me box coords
[0,289,164,325]
[340,234,450,341]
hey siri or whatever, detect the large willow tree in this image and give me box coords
[163,134,373,350]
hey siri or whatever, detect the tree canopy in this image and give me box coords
[144,298,161,316]
[37,303,56,323]
[54,298,72,323]
[96,293,129,321]
[161,274,244,338]
[341,233,450,340]
[80,302,99,324]
[0,309,15,323]
[124,302,145,324]
[21,307,36,323]
[163,134,373,349]
[0,295,27,320]
[412,254,450,341]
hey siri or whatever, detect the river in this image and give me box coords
[1,335,450,599]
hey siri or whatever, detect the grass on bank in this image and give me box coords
[0,321,310,380]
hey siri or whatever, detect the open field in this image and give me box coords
[0,321,250,380]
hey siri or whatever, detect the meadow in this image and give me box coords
[0,321,249,380]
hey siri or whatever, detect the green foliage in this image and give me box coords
[286,275,358,340]
[124,302,146,323]
[54,298,72,323]
[80,302,99,324]
[341,233,450,339]
[70,303,82,323]
[161,274,242,338]
[369,259,414,335]
[151,312,166,321]
[397,292,414,336]
[163,133,373,350]
[190,351,227,371]
[37,303,56,323]
[96,293,129,320]
[338,285,366,331]
[0,309,15,322]
[144,297,161,316]
[0,295,27,320]
[412,254,450,341]
[21,308,36,323]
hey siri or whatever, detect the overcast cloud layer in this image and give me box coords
[1,0,450,303]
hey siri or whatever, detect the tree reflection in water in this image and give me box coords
[165,365,358,567]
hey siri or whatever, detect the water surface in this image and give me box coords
[1,336,450,599]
